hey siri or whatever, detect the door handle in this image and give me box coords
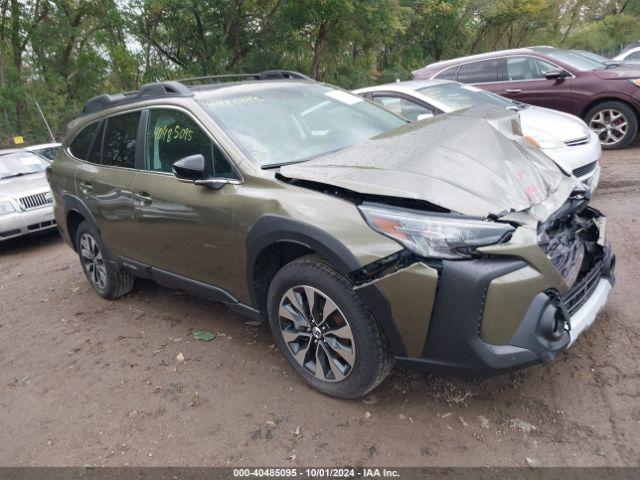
[134,191,152,206]
[505,88,522,93]
[79,181,93,194]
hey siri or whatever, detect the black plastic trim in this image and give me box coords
[245,215,363,306]
[119,258,263,321]
[417,257,536,376]
[62,193,101,247]
[152,268,237,304]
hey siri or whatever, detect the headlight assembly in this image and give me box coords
[0,201,16,216]
[523,127,565,149]
[359,204,514,260]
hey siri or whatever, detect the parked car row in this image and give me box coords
[47,70,614,398]
[413,46,640,149]
[0,143,61,242]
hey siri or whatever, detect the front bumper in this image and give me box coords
[543,132,601,191]
[0,206,57,241]
[393,247,614,376]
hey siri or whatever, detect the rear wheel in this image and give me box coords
[586,101,638,150]
[267,256,392,398]
[75,221,134,299]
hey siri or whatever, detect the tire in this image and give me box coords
[75,221,134,299]
[267,255,392,399]
[585,101,638,150]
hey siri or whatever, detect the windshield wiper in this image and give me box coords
[261,147,346,170]
[0,171,39,180]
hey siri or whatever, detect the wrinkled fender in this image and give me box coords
[245,214,407,356]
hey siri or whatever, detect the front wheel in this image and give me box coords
[586,101,638,150]
[267,256,392,399]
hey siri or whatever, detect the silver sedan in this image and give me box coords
[0,150,56,241]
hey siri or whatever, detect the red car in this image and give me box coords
[413,46,640,149]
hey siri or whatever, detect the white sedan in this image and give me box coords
[354,80,601,191]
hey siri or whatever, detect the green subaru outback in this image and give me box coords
[48,71,615,398]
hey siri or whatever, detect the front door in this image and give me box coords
[132,108,241,293]
[74,111,141,259]
[501,56,574,112]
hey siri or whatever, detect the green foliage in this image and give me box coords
[0,0,639,145]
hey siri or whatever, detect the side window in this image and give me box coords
[102,111,140,168]
[145,109,235,178]
[457,59,500,83]
[87,121,106,165]
[69,122,99,160]
[628,51,640,60]
[506,56,557,81]
[434,66,459,80]
[372,95,434,122]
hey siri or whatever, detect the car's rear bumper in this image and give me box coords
[0,206,57,241]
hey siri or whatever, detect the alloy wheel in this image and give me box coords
[278,285,356,382]
[79,233,107,290]
[589,108,629,146]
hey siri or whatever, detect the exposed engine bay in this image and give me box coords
[538,194,613,318]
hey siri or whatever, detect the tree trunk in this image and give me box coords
[311,21,327,80]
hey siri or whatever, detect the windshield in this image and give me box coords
[0,152,49,179]
[31,146,60,161]
[543,50,604,71]
[574,50,611,64]
[196,83,406,167]
[417,83,515,111]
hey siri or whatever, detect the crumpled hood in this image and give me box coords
[281,105,569,218]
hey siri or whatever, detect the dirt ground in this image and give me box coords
[1,144,639,468]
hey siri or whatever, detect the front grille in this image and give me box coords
[562,260,602,316]
[572,161,597,178]
[565,136,589,147]
[19,191,53,210]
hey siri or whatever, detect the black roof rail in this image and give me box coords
[80,70,312,116]
[177,69,313,85]
[81,81,194,116]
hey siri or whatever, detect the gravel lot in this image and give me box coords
[1,144,639,467]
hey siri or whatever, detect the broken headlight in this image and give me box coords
[359,204,514,259]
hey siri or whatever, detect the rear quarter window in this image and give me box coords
[434,66,459,80]
[69,122,99,160]
[457,59,501,83]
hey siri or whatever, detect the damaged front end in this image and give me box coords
[537,194,615,340]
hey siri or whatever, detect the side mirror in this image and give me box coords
[172,154,241,190]
[544,69,569,80]
[173,154,206,181]
[416,113,434,121]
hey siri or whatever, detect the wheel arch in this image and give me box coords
[581,96,640,121]
[245,215,407,356]
[62,194,99,251]
[246,215,363,313]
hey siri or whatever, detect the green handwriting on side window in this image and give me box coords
[154,124,194,143]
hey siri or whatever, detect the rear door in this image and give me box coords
[456,58,504,95]
[74,111,142,259]
[502,56,574,112]
[131,107,241,291]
